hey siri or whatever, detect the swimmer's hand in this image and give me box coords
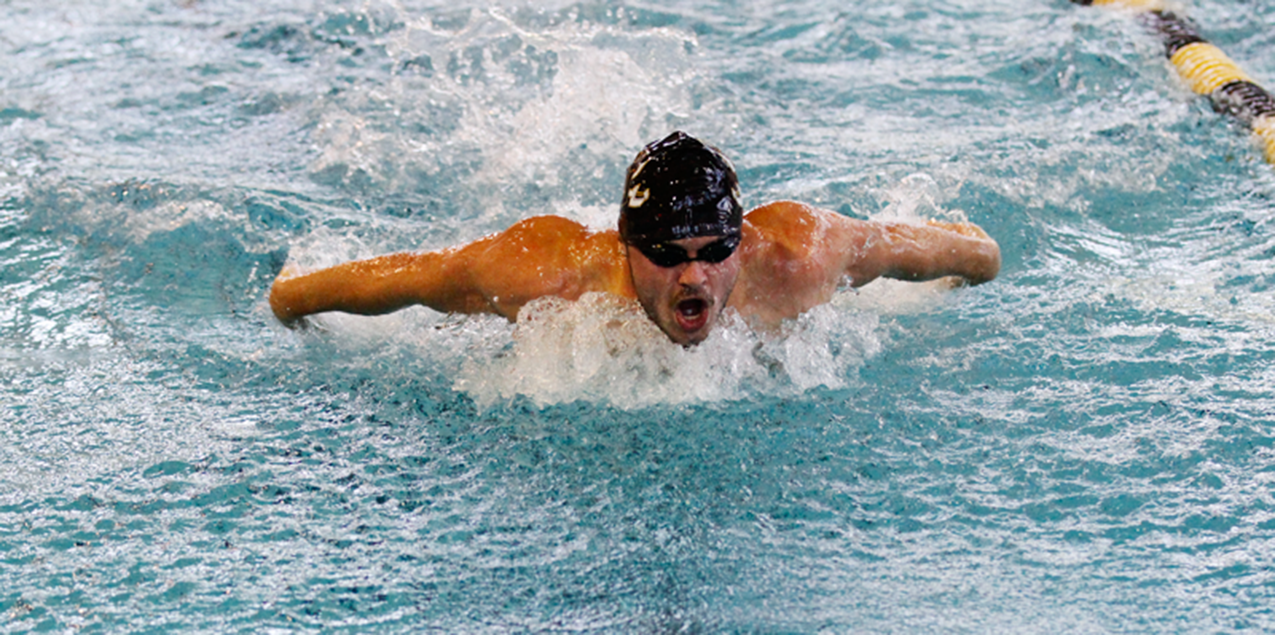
[277,314,326,332]
[933,275,969,291]
[272,305,309,330]
[274,263,304,282]
[269,263,311,327]
[924,219,991,240]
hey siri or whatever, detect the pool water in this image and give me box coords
[4,0,1275,631]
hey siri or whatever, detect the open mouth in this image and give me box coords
[674,298,709,332]
[677,298,706,318]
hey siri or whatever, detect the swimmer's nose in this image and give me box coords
[677,260,709,287]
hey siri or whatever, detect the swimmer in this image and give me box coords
[269,132,1001,346]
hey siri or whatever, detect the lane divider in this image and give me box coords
[1074,0,1275,164]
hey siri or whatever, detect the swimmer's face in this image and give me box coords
[626,234,742,346]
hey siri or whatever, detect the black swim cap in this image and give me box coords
[618,131,743,246]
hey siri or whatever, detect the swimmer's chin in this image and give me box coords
[657,321,710,348]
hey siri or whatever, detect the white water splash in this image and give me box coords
[452,292,881,410]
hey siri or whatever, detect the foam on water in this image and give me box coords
[452,293,880,409]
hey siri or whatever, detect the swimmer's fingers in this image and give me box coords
[277,314,327,333]
[935,275,968,291]
[274,263,305,281]
[924,220,990,240]
[274,313,304,330]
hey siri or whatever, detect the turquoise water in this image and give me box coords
[4,0,1275,631]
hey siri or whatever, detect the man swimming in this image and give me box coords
[269,132,1001,346]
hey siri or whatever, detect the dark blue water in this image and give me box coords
[3,0,1275,631]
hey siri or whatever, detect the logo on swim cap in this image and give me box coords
[619,131,743,247]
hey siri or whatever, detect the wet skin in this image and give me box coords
[268,202,1002,345]
[625,235,743,347]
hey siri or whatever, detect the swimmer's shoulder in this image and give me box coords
[743,201,852,256]
[502,215,619,241]
[743,200,818,225]
[499,214,628,294]
[734,201,855,322]
[492,215,608,256]
[501,215,620,252]
[501,214,589,241]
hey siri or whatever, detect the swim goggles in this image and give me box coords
[634,235,740,268]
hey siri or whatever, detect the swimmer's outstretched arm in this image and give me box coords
[744,201,1000,291]
[269,216,601,324]
[269,249,486,324]
[849,219,1001,287]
